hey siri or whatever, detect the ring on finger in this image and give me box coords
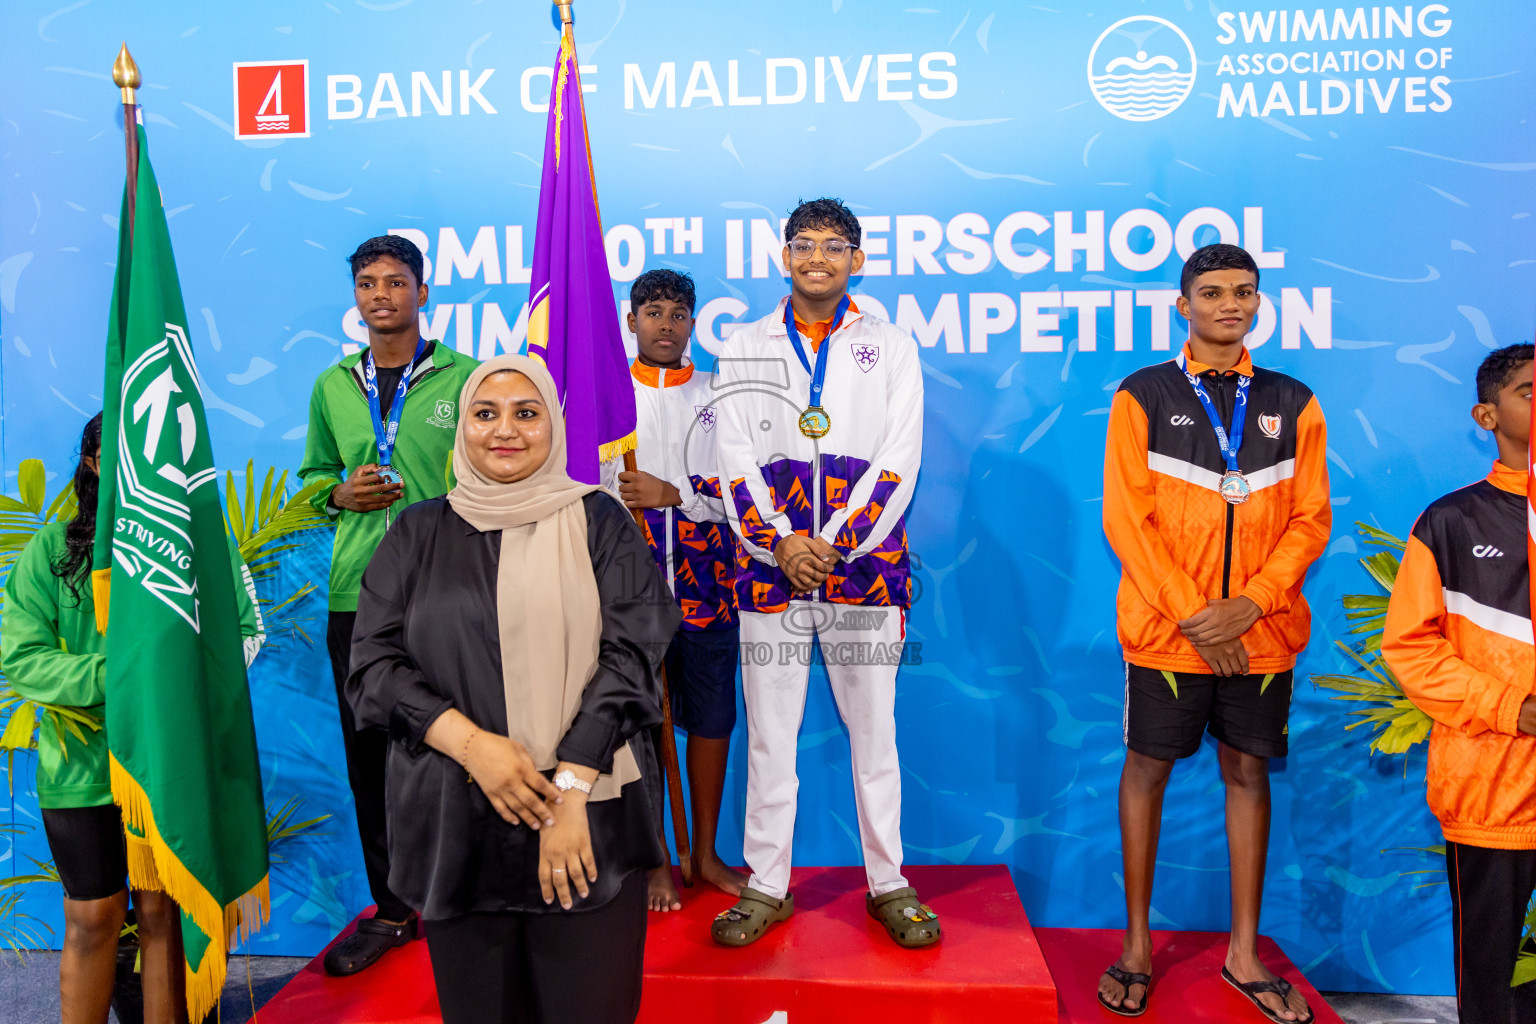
[552,868,565,873]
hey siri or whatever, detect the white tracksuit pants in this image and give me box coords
[739,600,908,901]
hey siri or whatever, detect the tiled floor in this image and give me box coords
[0,951,309,1024]
[1320,990,1460,1024]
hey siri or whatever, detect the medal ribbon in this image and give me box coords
[1176,351,1250,474]
[363,336,426,466]
[784,294,851,412]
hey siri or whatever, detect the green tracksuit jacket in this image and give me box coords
[298,341,479,612]
[1,523,265,809]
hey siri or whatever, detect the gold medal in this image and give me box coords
[799,406,831,438]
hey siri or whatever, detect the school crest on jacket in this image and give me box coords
[631,361,737,631]
[713,298,923,614]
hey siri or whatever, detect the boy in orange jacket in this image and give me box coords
[1384,343,1533,1024]
[1100,244,1330,1022]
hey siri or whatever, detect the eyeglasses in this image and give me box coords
[788,238,856,262]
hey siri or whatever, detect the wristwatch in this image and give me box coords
[552,769,593,795]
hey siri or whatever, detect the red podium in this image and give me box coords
[256,864,1336,1023]
[1035,927,1343,1024]
[258,864,1056,1024]
[639,864,1056,1023]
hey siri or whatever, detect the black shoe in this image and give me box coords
[323,914,418,977]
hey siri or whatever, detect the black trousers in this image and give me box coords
[425,869,648,1024]
[327,610,412,923]
[1447,841,1536,1024]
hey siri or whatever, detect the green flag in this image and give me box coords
[92,123,269,1022]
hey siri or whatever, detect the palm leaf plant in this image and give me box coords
[1311,525,1437,881]
[265,794,333,863]
[0,459,78,611]
[1312,523,1433,754]
[221,461,331,643]
[0,678,103,789]
[0,824,58,959]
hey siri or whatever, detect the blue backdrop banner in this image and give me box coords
[1,0,1533,996]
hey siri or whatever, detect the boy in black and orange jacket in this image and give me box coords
[1099,244,1330,1023]
[1383,344,1533,1024]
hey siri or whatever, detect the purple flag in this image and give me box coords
[526,27,635,484]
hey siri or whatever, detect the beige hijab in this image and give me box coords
[447,354,639,801]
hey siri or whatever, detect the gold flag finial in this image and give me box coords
[558,1,574,26]
[112,43,140,104]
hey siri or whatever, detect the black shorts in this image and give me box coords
[1123,663,1293,761]
[666,628,740,740]
[41,804,128,901]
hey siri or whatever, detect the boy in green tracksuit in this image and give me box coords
[299,234,478,975]
[2,412,265,1023]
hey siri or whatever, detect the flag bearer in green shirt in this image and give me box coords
[298,235,478,975]
[2,413,266,1024]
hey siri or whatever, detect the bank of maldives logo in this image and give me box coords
[1087,16,1196,122]
[233,61,310,140]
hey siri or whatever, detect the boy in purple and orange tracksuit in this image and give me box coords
[616,270,747,912]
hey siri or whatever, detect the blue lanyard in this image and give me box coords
[363,337,426,466]
[784,294,850,409]
[1177,351,1249,473]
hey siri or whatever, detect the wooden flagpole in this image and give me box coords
[112,44,140,237]
[558,0,695,887]
[625,448,695,888]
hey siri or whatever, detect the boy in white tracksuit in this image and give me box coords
[617,270,748,914]
[709,198,937,949]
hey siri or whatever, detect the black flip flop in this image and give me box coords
[1097,963,1152,1016]
[1221,966,1315,1024]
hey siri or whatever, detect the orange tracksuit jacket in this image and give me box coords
[1383,462,1536,849]
[1103,344,1332,674]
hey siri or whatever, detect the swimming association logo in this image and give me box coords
[233,61,310,140]
[1087,16,1196,122]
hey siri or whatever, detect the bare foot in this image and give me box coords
[695,851,747,898]
[647,865,682,913]
[1098,945,1152,1014]
[1225,953,1311,1022]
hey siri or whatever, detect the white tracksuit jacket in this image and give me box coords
[713,297,923,614]
[628,359,737,632]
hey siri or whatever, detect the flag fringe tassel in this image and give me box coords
[90,569,110,635]
[598,430,636,465]
[110,753,271,1023]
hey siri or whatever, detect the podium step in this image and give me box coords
[639,864,1056,1024]
[257,864,1057,1024]
[1035,927,1343,1023]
